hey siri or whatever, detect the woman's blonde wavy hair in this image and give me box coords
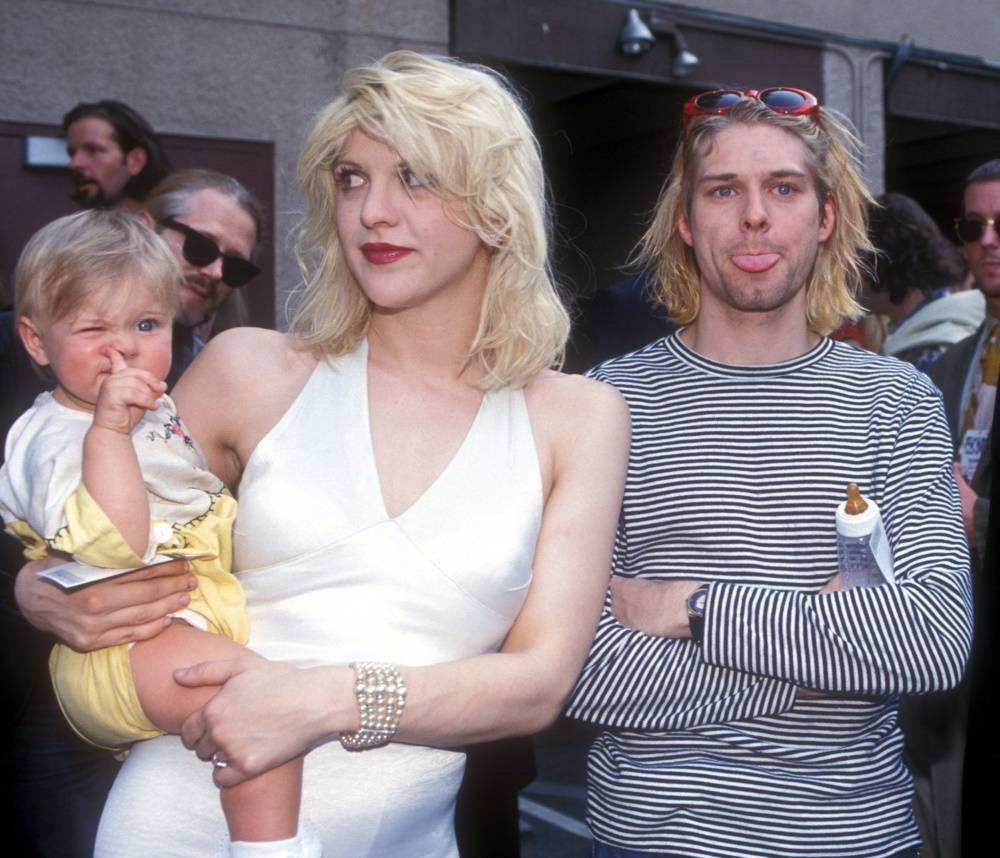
[637,99,875,335]
[289,51,569,389]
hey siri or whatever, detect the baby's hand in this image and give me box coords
[93,349,167,434]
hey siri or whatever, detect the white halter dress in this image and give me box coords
[95,340,543,857]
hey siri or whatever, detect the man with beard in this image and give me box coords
[62,100,171,212]
[907,158,1000,858]
[931,159,1000,570]
[141,169,262,386]
[566,89,971,858]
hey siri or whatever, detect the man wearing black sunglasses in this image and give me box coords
[922,161,1000,858]
[141,169,263,387]
[930,159,999,572]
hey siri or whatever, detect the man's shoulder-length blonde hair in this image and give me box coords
[637,99,875,336]
[289,50,569,389]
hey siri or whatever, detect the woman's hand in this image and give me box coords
[175,658,356,786]
[15,557,196,650]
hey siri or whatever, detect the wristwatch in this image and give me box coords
[687,584,710,643]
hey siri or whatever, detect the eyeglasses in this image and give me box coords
[954,216,1000,244]
[683,87,819,132]
[160,218,260,288]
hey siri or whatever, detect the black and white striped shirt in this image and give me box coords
[567,333,972,858]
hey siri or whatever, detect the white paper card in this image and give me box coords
[39,552,210,590]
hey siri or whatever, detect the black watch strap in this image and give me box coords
[687,584,710,643]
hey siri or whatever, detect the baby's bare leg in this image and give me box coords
[130,621,303,841]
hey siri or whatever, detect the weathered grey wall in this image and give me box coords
[674,0,1000,64]
[0,0,449,323]
[821,45,886,194]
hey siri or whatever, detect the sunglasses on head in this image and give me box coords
[954,216,1000,244]
[683,87,819,133]
[160,218,260,288]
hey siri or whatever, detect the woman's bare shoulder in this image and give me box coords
[202,328,315,379]
[523,370,629,429]
[175,329,315,402]
[520,370,629,504]
[172,330,320,485]
[522,370,630,479]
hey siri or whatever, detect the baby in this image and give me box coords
[0,211,318,858]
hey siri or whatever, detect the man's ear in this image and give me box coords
[819,192,836,243]
[677,210,694,248]
[17,316,50,367]
[124,146,148,179]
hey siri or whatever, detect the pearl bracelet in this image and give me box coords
[339,662,407,751]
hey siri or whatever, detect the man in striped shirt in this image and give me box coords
[567,90,972,858]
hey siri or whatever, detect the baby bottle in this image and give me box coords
[834,483,894,589]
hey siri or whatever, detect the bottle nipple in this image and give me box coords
[843,483,868,515]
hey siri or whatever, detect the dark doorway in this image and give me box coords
[884,115,1000,237]
[508,67,693,299]
[496,66,694,369]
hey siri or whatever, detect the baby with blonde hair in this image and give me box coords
[0,210,318,858]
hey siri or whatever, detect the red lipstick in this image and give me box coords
[361,243,412,264]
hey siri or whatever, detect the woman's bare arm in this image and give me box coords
[396,374,630,739]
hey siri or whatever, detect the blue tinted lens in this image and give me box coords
[695,91,743,110]
[761,89,807,110]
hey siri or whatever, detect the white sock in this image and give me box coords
[229,827,322,858]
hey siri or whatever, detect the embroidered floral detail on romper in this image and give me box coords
[145,415,195,448]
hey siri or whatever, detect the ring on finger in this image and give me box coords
[211,751,228,769]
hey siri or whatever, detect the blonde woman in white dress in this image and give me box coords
[16,51,628,857]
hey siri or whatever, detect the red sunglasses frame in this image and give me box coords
[682,87,820,134]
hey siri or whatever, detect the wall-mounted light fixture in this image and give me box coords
[617,8,700,78]
[618,9,655,55]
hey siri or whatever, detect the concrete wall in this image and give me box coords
[0,0,449,323]
[822,45,886,194]
[676,0,1000,64]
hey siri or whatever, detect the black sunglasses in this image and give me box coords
[160,218,260,288]
[954,216,1000,244]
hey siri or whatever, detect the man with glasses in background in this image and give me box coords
[566,89,971,858]
[909,158,1000,858]
[932,159,999,571]
[141,169,262,386]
